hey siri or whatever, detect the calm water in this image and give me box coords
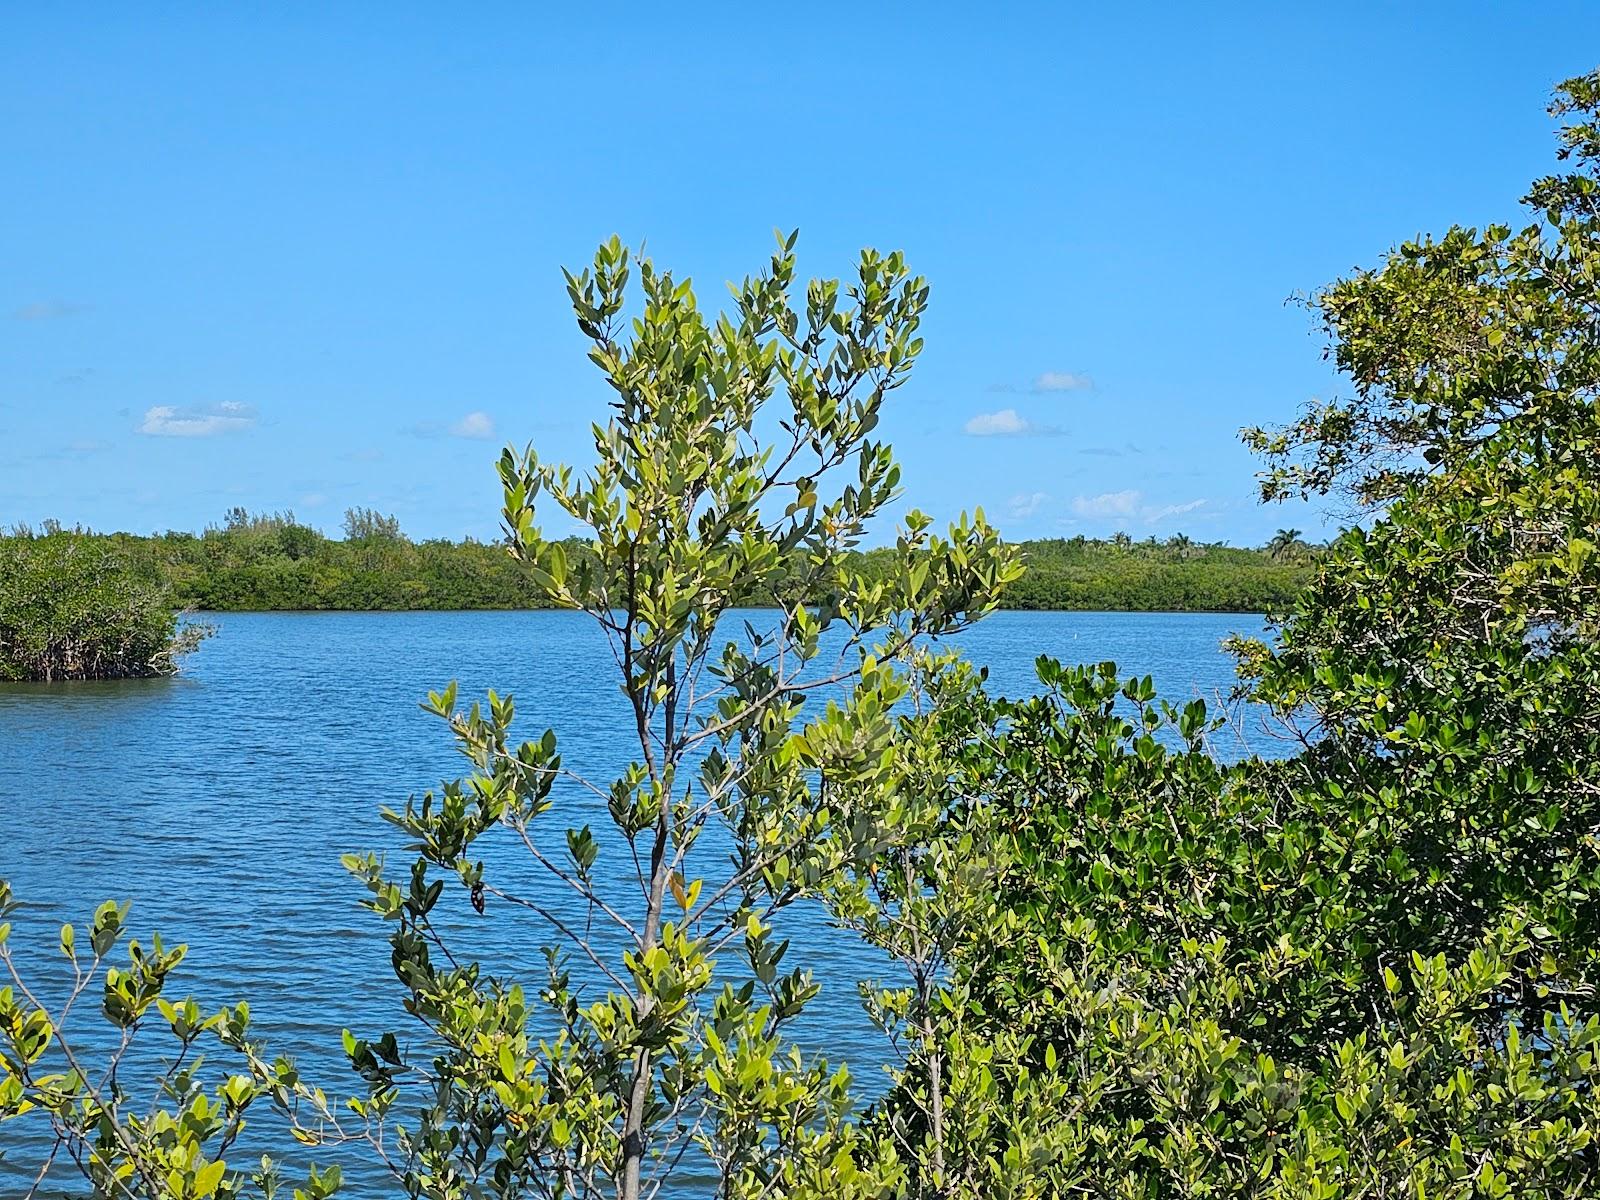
[0,610,1268,1193]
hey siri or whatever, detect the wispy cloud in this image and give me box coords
[9,439,115,465]
[1070,489,1143,518]
[1008,491,1049,519]
[451,411,496,440]
[406,411,500,440]
[138,402,257,438]
[1032,370,1093,392]
[987,370,1096,394]
[964,408,1060,437]
[1145,498,1208,524]
[1069,489,1211,525]
[11,300,88,321]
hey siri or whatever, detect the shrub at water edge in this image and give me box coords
[0,533,210,682]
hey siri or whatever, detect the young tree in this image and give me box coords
[340,233,1022,1200]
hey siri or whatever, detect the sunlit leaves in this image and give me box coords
[0,884,352,1199]
[336,234,1023,1200]
[923,70,1600,1199]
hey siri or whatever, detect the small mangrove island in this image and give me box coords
[0,532,210,681]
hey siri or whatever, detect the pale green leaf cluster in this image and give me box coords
[0,881,346,1200]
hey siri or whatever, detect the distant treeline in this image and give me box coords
[998,533,1314,612]
[0,509,1316,614]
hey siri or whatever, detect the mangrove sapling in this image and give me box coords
[822,649,1008,1194]
[339,233,1022,1200]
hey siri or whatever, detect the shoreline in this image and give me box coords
[186,606,1274,617]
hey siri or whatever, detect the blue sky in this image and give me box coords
[3,4,1595,546]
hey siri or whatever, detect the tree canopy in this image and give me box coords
[0,518,1312,615]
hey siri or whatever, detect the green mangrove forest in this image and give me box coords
[0,534,210,682]
[0,514,1315,622]
[3,70,1599,1200]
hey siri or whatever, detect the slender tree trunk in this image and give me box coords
[620,1046,650,1200]
[919,1007,946,1189]
[620,656,677,1200]
[908,851,946,1192]
[619,809,672,1200]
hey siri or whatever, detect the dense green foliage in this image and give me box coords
[0,512,548,612]
[0,520,1311,615]
[0,533,208,681]
[893,70,1600,1195]
[997,535,1311,611]
[5,70,1599,1199]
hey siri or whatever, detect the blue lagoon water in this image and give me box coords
[0,609,1268,1193]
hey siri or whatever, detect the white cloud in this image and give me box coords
[1068,490,1212,525]
[451,411,496,440]
[406,412,499,440]
[138,402,256,437]
[965,408,1060,437]
[1146,498,1207,524]
[1008,491,1049,519]
[965,409,1028,436]
[1071,489,1142,518]
[1033,371,1093,392]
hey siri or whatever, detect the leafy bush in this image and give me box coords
[861,68,1600,1196]
[0,534,209,681]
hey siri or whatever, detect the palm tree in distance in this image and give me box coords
[1267,527,1304,562]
